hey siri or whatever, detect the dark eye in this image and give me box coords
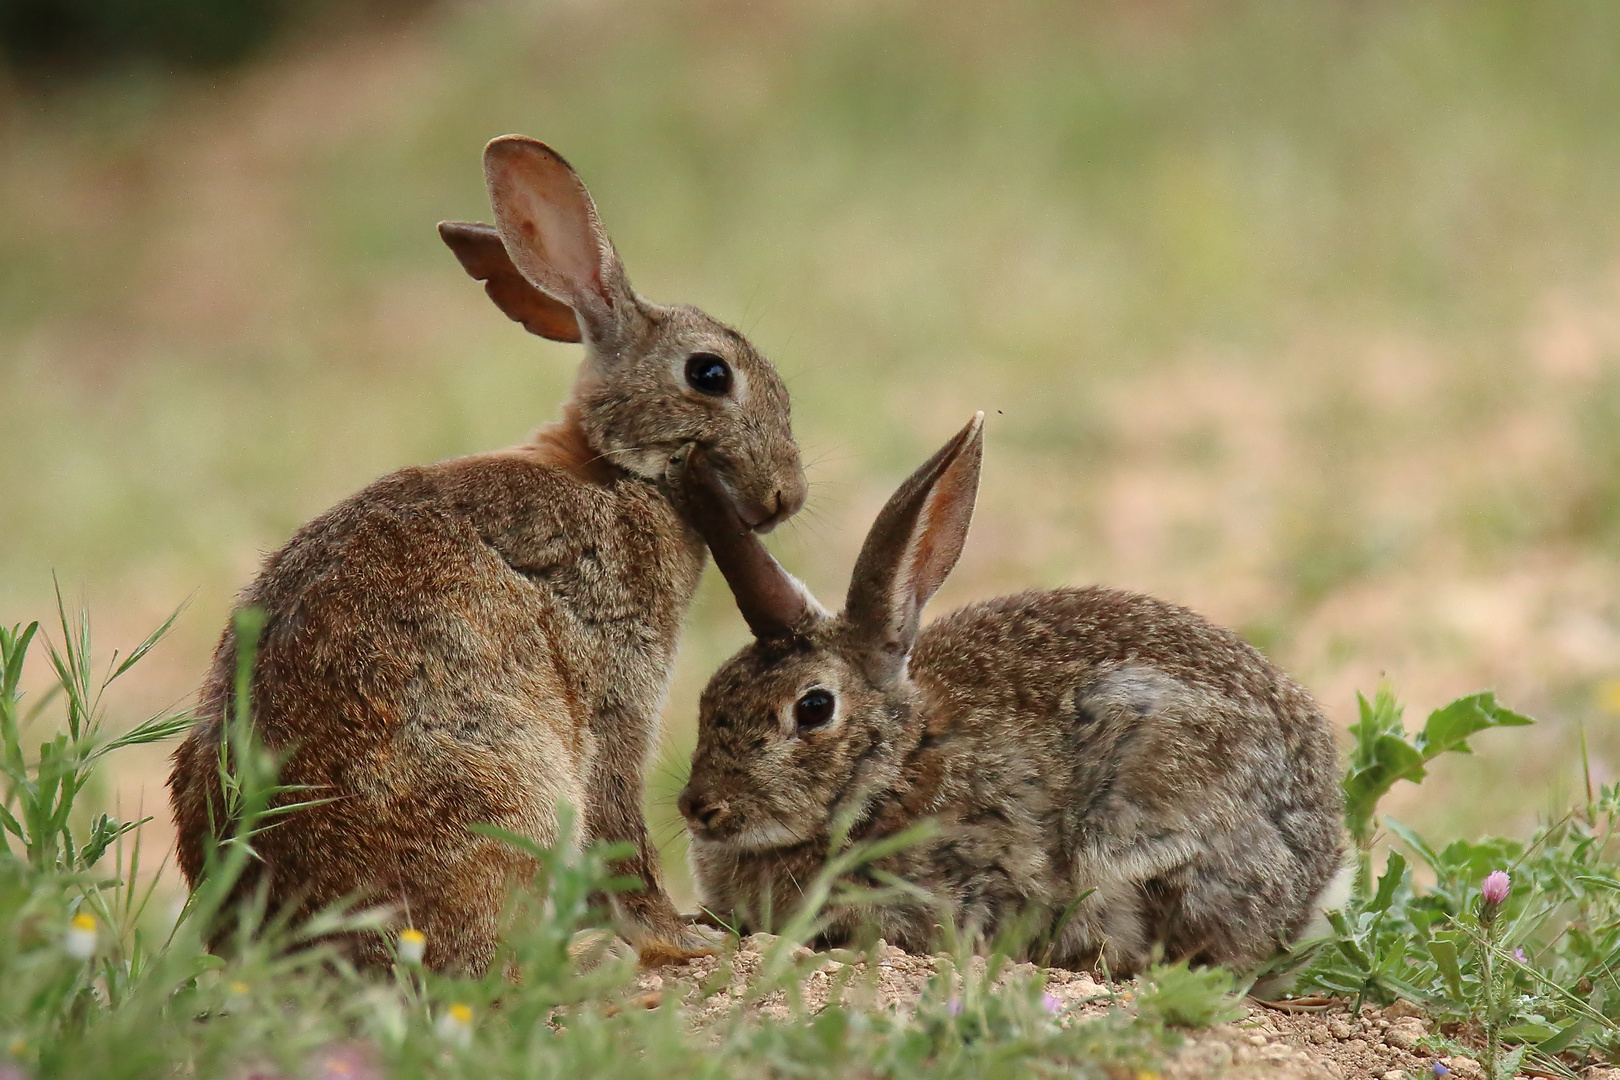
[793,688,835,731]
[685,352,732,396]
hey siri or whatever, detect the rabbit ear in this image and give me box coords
[438,222,583,342]
[482,136,635,343]
[844,413,984,687]
[673,448,822,641]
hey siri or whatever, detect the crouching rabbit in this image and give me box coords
[673,416,1342,974]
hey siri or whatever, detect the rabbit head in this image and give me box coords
[440,136,804,529]
[676,414,984,849]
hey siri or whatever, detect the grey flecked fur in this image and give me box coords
[678,417,1343,975]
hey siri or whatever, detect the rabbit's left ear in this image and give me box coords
[438,221,583,342]
[845,413,984,687]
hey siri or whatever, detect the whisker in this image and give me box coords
[784,514,832,545]
[581,444,655,469]
[740,280,770,337]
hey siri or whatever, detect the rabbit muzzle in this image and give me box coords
[666,442,802,534]
[677,782,744,842]
[737,486,799,534]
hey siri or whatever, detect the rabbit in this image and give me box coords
[671,415,1344,975]
[168,135,807,975]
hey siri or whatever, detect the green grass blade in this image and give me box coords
[108,602,186,685]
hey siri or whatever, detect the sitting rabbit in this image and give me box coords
[673,416,1343,974]
[169,136,806,974]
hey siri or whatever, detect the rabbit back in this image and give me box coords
[170,448,702,971]
[901,585,1343,970]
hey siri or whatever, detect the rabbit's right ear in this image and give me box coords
[845,414,984,687]
[482,136,636,343]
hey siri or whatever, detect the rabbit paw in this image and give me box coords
[635,923,723,969]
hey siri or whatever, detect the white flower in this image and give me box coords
[435,1003,473,1048]
[64,913,97,960]
[396,928,426,966]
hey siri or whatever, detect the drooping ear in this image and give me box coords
[844,413,984,686]
[438,221,582,342]
[672,446,822,641]
[481,135,635,341]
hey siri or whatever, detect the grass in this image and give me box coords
[0,603,1184,1078]
[4,595,1620,1077]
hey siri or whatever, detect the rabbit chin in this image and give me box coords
[693,817,807,852]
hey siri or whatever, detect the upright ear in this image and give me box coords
[481,135,635,342]
[844,413,984,687]
[438,221,582,342]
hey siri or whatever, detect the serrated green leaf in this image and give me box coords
[1385,818,1444,875]
[1343,734,1427,831]
[1349,687,1406,757]
[1333,936,1372,971]
[1416,692,1533,760]
[1368,850,1406,914]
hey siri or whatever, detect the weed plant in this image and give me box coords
[4,594,1619,1077]
[1295,690,1620,1075]
[0,603,1174,1079]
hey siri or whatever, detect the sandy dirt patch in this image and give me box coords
[637,934,1531,1080]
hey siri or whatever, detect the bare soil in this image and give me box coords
[639,935,1591,1080]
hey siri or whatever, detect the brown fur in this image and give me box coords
[168,137,805,974]
[678,418,1344,975]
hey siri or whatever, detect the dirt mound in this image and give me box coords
[644,935,1496,1080]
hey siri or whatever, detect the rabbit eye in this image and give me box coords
[793,688,835,732]
[685,353,732,396]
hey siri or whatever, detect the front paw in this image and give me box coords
[635,923,723,969]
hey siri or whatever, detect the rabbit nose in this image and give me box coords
[776,481,806,521]
[749,488,800,534]
[678,787,730,833]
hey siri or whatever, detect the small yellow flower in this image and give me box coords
[397,927,427,966]
[1134,1071,1161,1080]
[8,1036,25,1058]
[64,912,97,959]
[218,979,253,1015]
[436,1002,474,1047]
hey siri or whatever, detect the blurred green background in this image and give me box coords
[4,0,1620,905]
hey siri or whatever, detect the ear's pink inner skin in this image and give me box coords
[845,413,984,654]
[485,138,607,310]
